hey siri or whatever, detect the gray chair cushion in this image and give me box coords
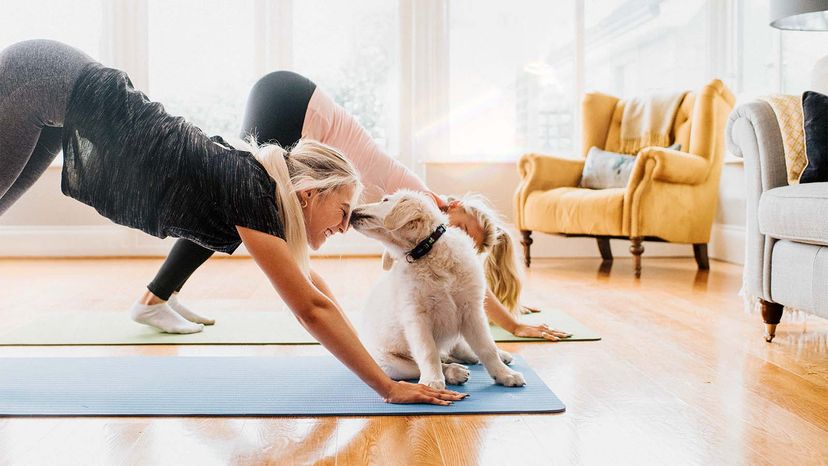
[759,182,828,246]
[770,240,828,319]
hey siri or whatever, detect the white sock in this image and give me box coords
[130,301,204,334]
[168,292,215,325]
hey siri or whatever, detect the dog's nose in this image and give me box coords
[350,209,368,222]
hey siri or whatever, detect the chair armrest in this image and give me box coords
[623,147,713,240]
[517,153,584,189]
[631,147,709,186]
[726,101,788,192]
[514,153,584,229]
[725,100,788,302]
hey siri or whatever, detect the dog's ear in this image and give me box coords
[381,249,395,271]
[382,198,421,231]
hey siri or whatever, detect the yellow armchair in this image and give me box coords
[514,79,735,276]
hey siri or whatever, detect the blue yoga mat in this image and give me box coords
[0,355,564,416]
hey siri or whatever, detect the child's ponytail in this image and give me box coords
[484,228,523,316]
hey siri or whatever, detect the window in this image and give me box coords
[584,0,711,97]
[147,0,258,137]
[738,0,828,96]
[738,0,777,97]
[0,0,103,59]
[448,0,576,162]
[3,0,827,165]
[293,0,400,155]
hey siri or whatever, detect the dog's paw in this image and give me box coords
[445,352,479,365]
[443,363,470,385]
[493,369,526,387]
[497,349,513,365]
[419,377,446,390]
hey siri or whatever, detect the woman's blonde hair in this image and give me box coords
[235,137,361,273]
[451,195,523,316]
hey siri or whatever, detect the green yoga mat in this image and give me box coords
[0,309,599,346]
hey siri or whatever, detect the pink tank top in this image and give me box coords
[301,88,427,203]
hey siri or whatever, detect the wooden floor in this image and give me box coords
[0,256,826,466]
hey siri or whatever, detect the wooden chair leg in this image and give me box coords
[693,243,710,270]
[596,237,613,262]
[629,237,644,278]
[520,230,533,268]
[760,299,784,343]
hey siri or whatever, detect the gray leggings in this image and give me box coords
[0,40,94,215]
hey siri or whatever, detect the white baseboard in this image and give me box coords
[709,224,745,264]
[0,223,744,262]
[0,225,137,257]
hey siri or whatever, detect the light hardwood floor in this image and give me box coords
[0,256,826,466]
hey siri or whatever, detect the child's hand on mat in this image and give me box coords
[383,380,468,405]
[514,323,572,341]
[519,305,542,314]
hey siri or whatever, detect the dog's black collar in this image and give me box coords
[405,224,447,263]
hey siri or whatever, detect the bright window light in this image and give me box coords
[147,0,257,138]
[293,0,401,156]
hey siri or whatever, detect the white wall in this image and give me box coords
[710,160,746,264]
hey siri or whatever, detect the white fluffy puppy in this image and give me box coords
[350,190,525,390]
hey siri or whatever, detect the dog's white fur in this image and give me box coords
[351,190,525,389]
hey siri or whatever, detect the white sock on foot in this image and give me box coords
[168,293,215,325]
[130,301,204,334]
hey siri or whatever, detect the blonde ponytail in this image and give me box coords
[233,137,361,274]
[255,143,311,272]
[455,194,524,316]
[484,229,522,316]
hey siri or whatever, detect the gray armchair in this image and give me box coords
[726,98,828,342]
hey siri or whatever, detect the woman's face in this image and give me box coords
[444,201,485,249]
[300,185,356,250]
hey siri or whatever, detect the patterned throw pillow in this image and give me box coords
[760,95,807,184]
[579,143,680,189]
[800,91,828,183]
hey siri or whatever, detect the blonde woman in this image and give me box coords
[0,40,465,406]
[141,70,569,341]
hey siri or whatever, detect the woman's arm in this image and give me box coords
[484,288,571,341]
[238,226,466,404]
[309,268,358,335]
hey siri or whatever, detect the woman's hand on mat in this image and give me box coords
[513,323,572,341]
[382,380,468,405]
